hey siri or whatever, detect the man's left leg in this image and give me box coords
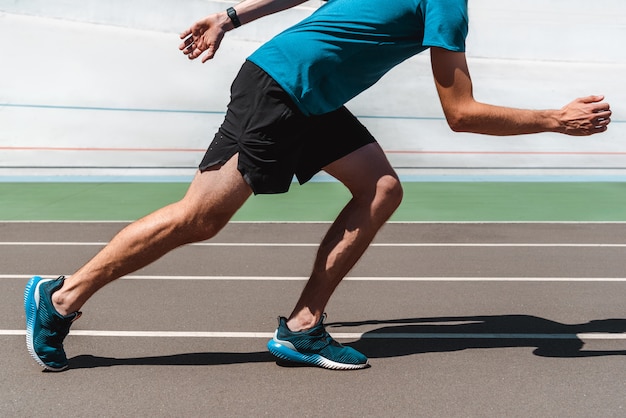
[24,156,252,371]
[267,142,403,369]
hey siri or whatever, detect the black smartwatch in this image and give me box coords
[227,7,242,28]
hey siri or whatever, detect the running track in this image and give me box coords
[1,221,624,417]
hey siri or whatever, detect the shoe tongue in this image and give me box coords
[49,276,66,292]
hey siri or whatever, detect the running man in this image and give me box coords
[25,0,611,371]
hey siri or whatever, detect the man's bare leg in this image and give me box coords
[52,154,252,315]
[286,143,403,331]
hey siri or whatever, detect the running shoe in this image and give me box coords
[267,315,368,370]
[24,276,81,371]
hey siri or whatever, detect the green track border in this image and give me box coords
[1,182,625,222]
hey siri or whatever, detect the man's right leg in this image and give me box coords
[25,154,252,370]
[267,143,403,370]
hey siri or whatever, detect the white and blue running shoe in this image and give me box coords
[267,315,368,370]
[24,276,81,371]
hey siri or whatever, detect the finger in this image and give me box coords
[189,45,204,60]
[184,41,200,57]
[180,28,192,40]
[580,95,605,104]
[592,110,612,121]
[201,38,222,63]
[592,104,611,114]
[187,47,198,59]
[181,42,193,55]
[201,46,217,63]
[179,35,194,51]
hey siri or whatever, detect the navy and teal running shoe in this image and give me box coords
[24,276,81,371]
[267,315,368,370]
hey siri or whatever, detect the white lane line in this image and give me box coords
[125,276,626,282]
[2,330,625,340]
[3,221,626,224]
[2,241,626,247]
[3,274,626,282]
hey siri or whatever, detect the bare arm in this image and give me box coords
[179,0,309,62]
[430,47,612,136]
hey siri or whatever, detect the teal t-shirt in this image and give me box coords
[248,0,469,115]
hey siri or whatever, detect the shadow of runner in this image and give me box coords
[69,351,274,370]
[327,315,626,359]
[66,315,625,370]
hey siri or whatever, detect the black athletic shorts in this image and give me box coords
[198,60,376,194]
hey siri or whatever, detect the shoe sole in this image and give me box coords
[267,339,369,370]
[24,276,68,372]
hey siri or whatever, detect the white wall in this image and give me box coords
[0,0,323,42]
[468,0,626,63]
[1,0,624,180]
[3,0,623,63]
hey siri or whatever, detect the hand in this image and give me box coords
[558,95,611,136]
[179,14,226,63]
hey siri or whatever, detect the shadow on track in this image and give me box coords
[67,315,625,370]
[329,315,626,359]
[69,351,274,370]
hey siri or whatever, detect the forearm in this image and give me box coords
[449,101,562,136]
[449,97,610,137]
[226,0,310,29]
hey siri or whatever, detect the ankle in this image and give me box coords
[286,313,320,332]
[51,288,74,316]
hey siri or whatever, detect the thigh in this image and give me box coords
[184,153,253,218]
[323,142,399,195]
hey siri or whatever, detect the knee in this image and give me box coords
[375,174,403,213]
[185,216,227,243]
[170,203,230,245]
[351,174,402,222]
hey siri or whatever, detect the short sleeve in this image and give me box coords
[422,0,468,52]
